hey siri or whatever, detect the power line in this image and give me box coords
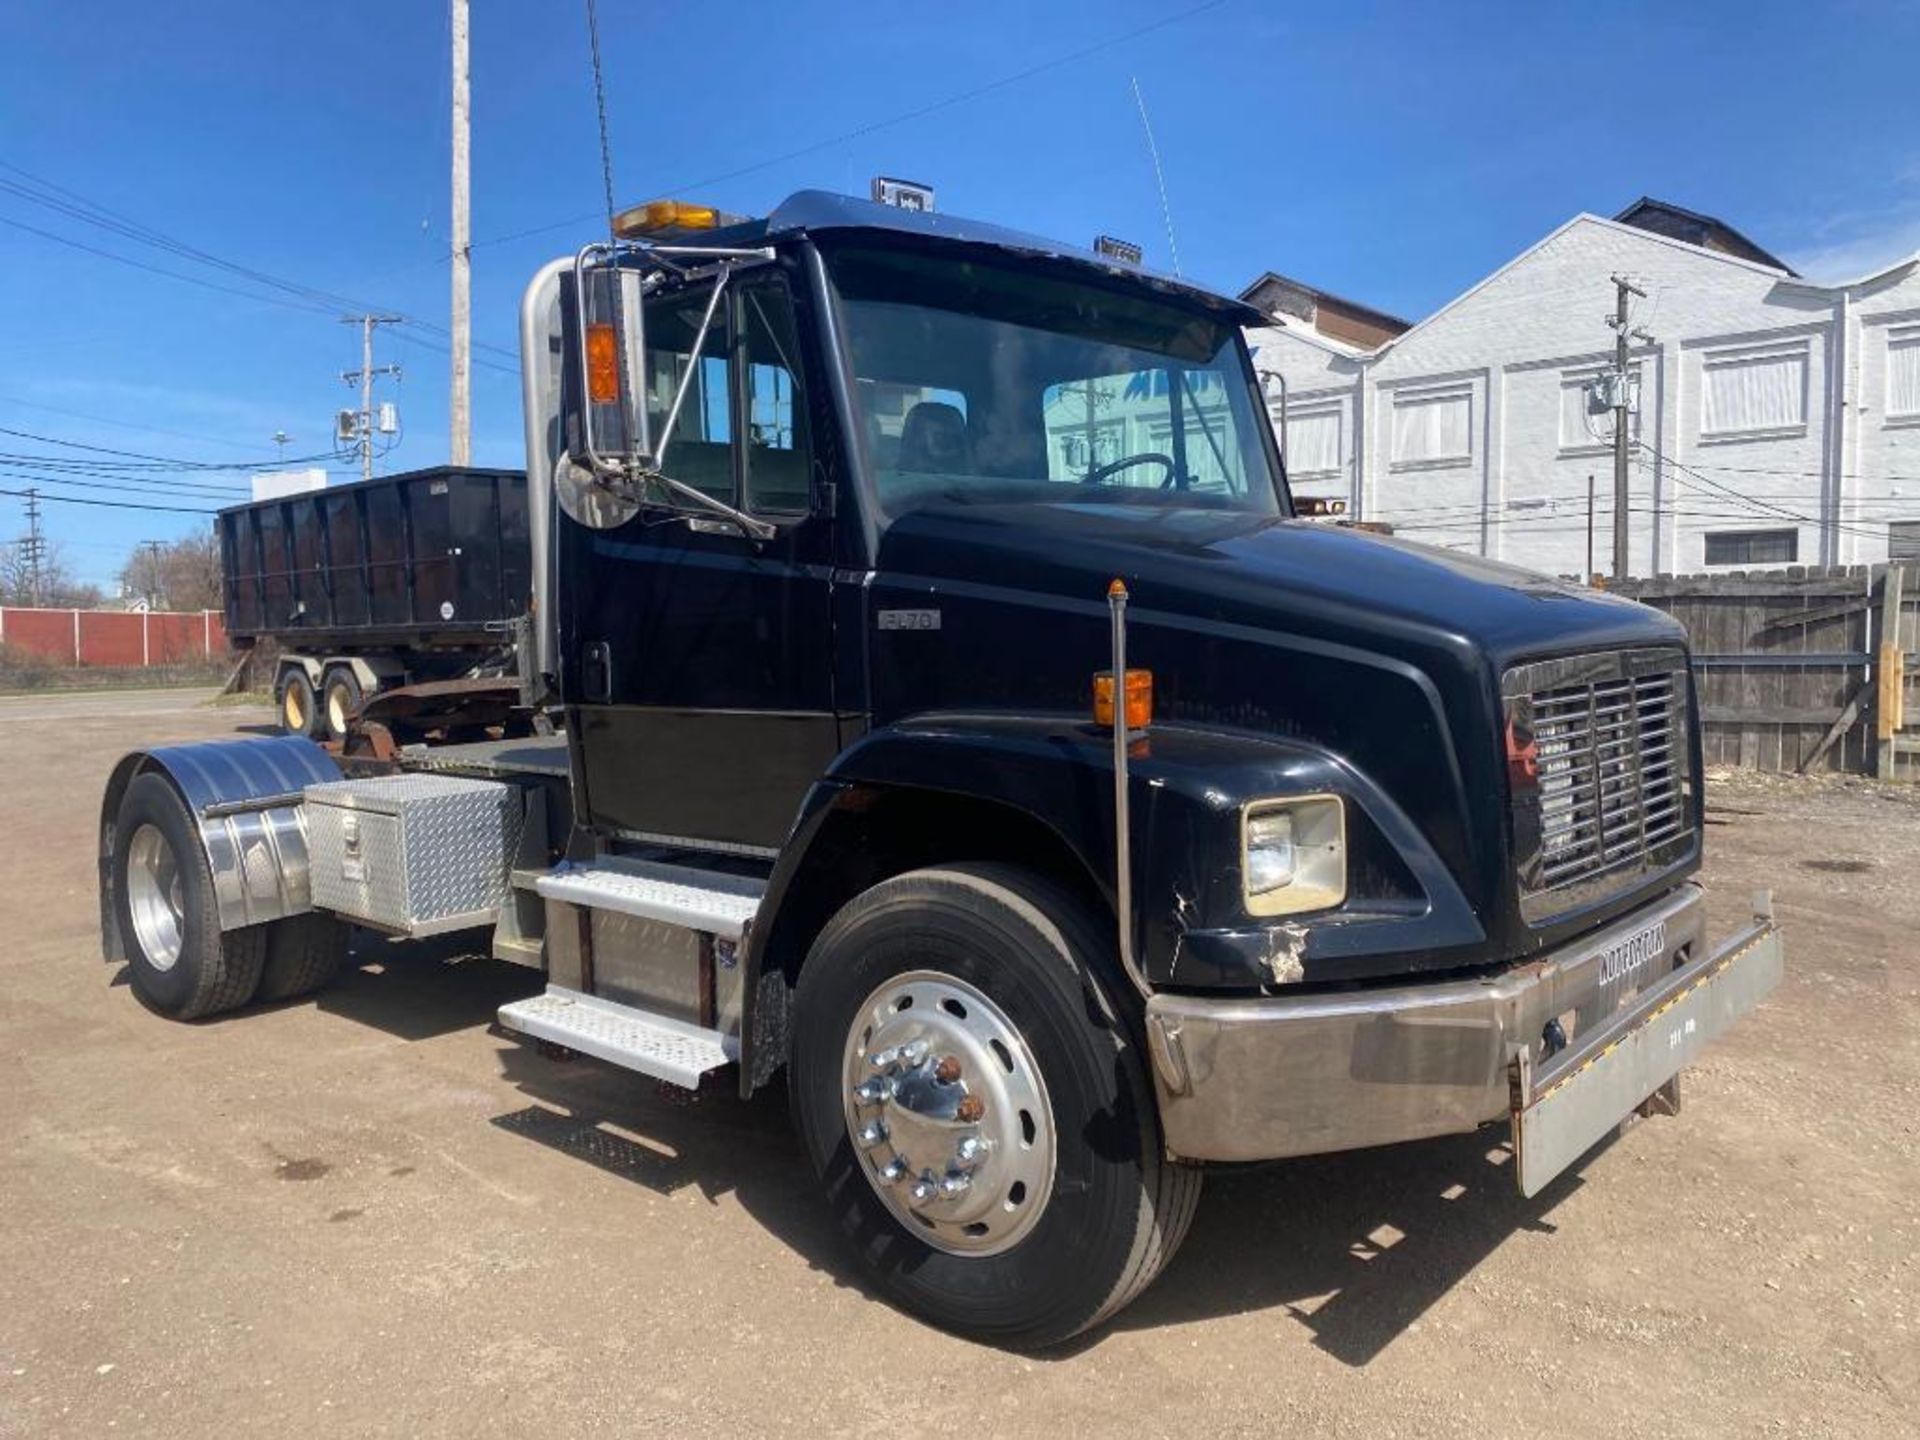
[0,392,276,452]
[0,483,216,515]
[0,161,519,360]
[468,0,1236,253]
[0,212,338,317]
[0,424,328,473]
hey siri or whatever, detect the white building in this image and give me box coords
[1248,199,1920,575]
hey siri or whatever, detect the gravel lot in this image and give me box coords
[0,692,1914,1437]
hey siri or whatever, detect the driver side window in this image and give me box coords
[640,280,816,514]
[644,289,734,501]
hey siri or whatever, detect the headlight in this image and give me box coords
[1242,795,1346,917]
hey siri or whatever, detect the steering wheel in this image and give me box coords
[1081,452,1179,489]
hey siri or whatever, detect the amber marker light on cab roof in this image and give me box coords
[611,199,746,238]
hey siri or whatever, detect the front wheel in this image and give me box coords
[791,864,1200,1349]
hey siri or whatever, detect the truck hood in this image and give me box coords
[870,501,1690,936]
[874,501,1682,671]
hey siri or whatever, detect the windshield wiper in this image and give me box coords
[1177,368,1232,487]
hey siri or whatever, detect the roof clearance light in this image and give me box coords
[611,199,728,238]
[870,176,936,213]
[1094,235,1143,266]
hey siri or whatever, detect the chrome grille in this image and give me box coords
[1505,648,1695,921]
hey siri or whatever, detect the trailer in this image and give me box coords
[217,466,529,739]
[100,187,1784,1348]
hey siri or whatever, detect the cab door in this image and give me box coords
[558,270,839,852]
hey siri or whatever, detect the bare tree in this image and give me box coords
[118,531,222,612]
[0,538,101,608]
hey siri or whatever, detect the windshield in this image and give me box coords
[828,246,1283,523]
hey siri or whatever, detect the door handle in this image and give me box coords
[581,641,613,703]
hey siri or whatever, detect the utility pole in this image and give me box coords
[1606,274,1647,581]
[21,487,45,606]
[340,314,403,481]
[140,539,165,608]
[449,0,472,467]
[1586,473,1596,583]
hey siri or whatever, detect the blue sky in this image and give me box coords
[3,0,1917,590]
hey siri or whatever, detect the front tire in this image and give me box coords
[791,863,1200,1349]
[113,773,265,1019]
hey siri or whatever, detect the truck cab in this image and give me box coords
[97,188,1782,1349]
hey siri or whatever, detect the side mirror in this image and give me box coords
[560,246,651,478]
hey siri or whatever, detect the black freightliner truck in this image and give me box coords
[96,190,1782,1347]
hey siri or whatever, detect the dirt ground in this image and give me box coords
[0,690,1914,1438]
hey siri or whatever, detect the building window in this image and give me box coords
[1705,528,1798,566]
[1889,327,1920,423]
[1890,521,1920,561]
[1558,366,1641,453]
[1701,343,1807,440]
[1283,406,1342,478]
[1388,386,1471,470]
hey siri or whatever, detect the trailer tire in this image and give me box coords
[256,914,349,1003]
[790,863,1200,1350]
[112,773,266,1020]
[278,667,319,738]
[321,668,364,742]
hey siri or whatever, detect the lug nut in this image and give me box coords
[900,1039,930,1067]
[870,1046,900,1071]
[934,1054,963,1084]
[956,1136,987,1164]
[955,1095,986,1124]
[876,1159,906,1185]
[857,1120,888,1148]
[909,1178,935,1203]
[938,1173,971,1199]
[854,1077,891,1105]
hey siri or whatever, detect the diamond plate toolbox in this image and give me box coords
[303,774,522,935]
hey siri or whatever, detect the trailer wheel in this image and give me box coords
[790,863,1200,1349]
[112,774,266,1020]
[321,667,364,742]
[256,914,349,1003]
[278,668,319,737]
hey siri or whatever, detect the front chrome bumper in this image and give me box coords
[1144,883,1783,1190]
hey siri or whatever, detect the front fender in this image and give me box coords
[764,714,1483,992]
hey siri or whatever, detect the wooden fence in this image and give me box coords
[1613,565,1916,779]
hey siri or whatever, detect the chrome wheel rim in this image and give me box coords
[126,824,186,972]
[841,969,1056,1256]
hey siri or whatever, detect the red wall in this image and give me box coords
[0,608,227,667]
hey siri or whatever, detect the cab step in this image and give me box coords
[497,986,737,1088]
[534,859,763,940]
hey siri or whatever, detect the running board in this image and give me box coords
[497,987,737,1088]
[534,859,763,941]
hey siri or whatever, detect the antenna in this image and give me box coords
[1130,76,1181,278]
[584,0,618,237]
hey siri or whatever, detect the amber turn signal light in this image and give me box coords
[1094,669,1152,730]
[586,323,620,405]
